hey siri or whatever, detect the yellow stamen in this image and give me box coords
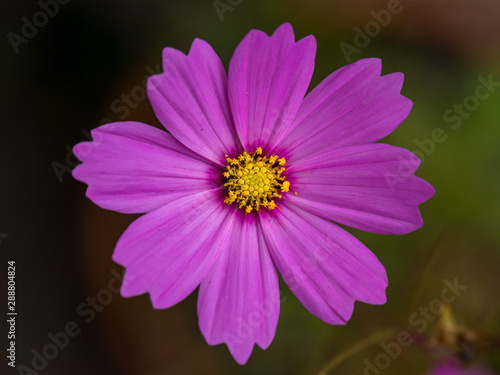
[223,148,289,213]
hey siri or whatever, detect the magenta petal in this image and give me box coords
[112,190,234,309]
[278,58,413,162]
[287,144,435,234]
[429,359,496,375]
[228,23,316,153]
[260,203,387,325]
[148,38,241,165]
[197,211,279,364]
[72,122,220,214]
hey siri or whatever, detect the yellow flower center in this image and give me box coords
[223,147,290,213]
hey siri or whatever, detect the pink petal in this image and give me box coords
[260,203,387,325]
[276,58,413,163]
[112,189,235,309]
[287,144,435,234]
[148,38,241,165]
[228,23,316,153]
[72,122,220,214]
[197,211,279,364]
[429,359,496,375]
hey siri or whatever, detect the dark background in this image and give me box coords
[2,0,500,374]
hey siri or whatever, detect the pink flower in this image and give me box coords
[73,23,434,364]
[428,359,496,375]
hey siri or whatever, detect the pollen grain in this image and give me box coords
[223,147,289,213]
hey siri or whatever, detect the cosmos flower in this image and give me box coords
[72,23,434,364]
[428,359,496,375]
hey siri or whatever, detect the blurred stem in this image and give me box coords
[407,232,446,315]
[317,328,397,375]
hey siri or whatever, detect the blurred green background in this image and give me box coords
[2,0,500,374]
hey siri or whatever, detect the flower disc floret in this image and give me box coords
[223,147,290,213]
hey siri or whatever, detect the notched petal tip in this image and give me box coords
[72,141,91,162]
[160,46,186,70]
[352,57,382,76]
[226,341,255,365]
[335,275,388,324]
[273,22,294,36]
[196,212,279,365]
[271,22,295,43]
[381,72,413,110]
[246,22,313,47]
[189,38,218,59]
[414,176,436,206]
[274,23,318,52]
[117,269,146,299]
[398,95,414,117]
[367,277,388,306]
[146,74,169,96]
[261,204,389,326]
[149,292,174,310]
[191,37,208,48]
[295,33,317,56]
[150,36,239,165]
[228,22,317,151]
